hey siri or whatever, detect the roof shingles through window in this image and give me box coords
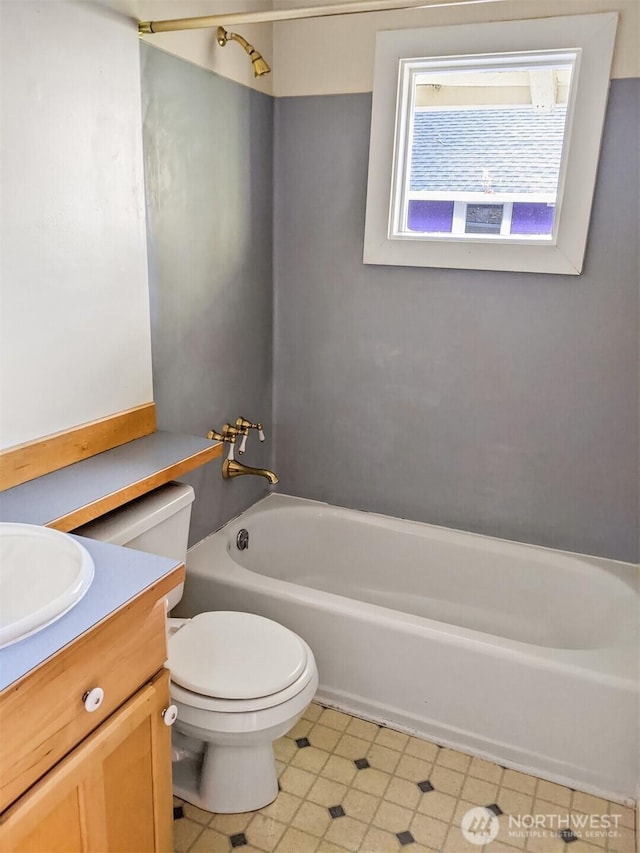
[410,106,567,195]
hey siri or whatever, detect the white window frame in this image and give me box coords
[363,13,618,275]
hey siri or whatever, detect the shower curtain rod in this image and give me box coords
[139,0,509,35]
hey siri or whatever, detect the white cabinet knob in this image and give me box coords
[82,687,104,712]
[162,705,178,726]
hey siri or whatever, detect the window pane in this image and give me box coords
[465,203,503,234]
[397,56,574,240]
[511,202,555,235]
[407,200,454,232]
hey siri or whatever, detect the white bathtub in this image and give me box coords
[178,494,639,802]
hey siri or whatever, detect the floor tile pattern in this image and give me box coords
[173,703,636,853]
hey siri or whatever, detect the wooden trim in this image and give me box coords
[0,403,157,491]
[46,441,224,532]
[150,669,174,852]
[78,768,109,851]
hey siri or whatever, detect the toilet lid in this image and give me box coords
[168,611,308,699]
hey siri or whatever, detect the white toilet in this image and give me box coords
[76,482,319,814]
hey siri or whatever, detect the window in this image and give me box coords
[395,52,575,242]
[363,14,618,275]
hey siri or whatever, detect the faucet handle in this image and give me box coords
[207,426,237,443]
[224,421,250,454]
[235,417,265,444]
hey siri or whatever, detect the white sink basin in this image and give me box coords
[0,523,94,649]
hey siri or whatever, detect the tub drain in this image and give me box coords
[236,529,249,550]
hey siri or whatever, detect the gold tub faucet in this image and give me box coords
[207,421,278,484]
[222,458,279,484]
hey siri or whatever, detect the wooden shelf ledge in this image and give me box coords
[0,432,223,531]
[0,404,158,491]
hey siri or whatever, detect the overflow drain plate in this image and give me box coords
[236,529,249,550]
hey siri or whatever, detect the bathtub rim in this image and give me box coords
[235,492,640,575]
[187,493,639,690]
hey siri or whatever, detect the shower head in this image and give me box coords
[216,26,271,78]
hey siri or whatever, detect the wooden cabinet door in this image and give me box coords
[0,670,173,853]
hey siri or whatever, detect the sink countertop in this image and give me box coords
[0,536,181,693]
[0,429,207,691]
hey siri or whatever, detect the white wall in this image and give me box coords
[272,0,639,96]
[2,0,635,451]
[0,1,153,449]
[101,0,639,98]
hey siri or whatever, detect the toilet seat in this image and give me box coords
[168,612,314,711]
[170,649,316,713]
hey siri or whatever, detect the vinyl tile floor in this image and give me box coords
[173,703,636,853]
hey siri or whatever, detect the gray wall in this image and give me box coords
[273,80,639,563]
[140,47,638,561]
[141,45,274,544]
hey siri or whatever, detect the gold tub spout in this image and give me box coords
[222,458,279,484]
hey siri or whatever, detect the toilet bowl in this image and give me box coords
[168,610,318,813]
[75,482,319,814]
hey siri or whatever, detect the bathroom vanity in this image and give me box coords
[0,410,219,849]
[0,539,184,852]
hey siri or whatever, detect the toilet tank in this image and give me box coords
[74,482,195,609]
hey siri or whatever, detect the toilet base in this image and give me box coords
[173,755,204,806]
[169,644,318,814]
[172,742,279,814]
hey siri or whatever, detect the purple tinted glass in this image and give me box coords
[511,203,555,235]
[407,200,454,232]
